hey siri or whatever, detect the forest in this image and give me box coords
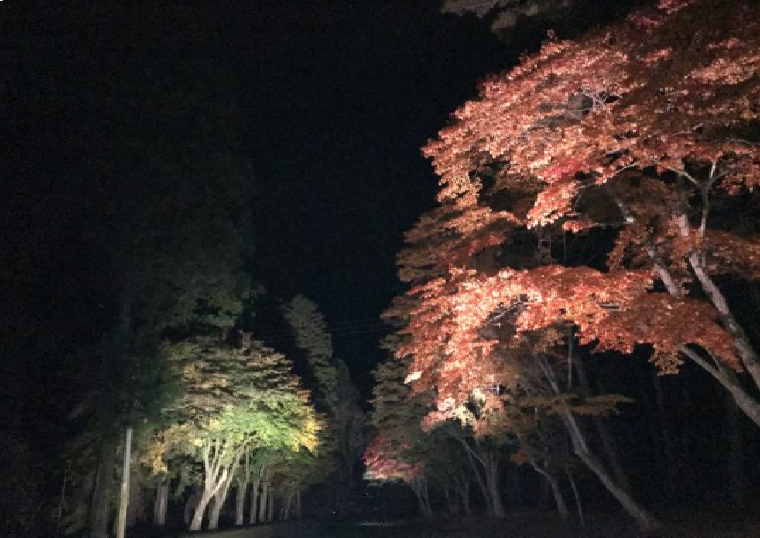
[2,0,760,537]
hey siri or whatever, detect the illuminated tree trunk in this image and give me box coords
[234,480,246,526]
[209,456,238,530]
[258,471,270,523]
[566,470,584,528]
[126,465,143,529]
[529,461,567,520]
[153,477,168,526]
[208,496,223,530]
[249,478,260,524]
[612,190,760,429]
[190,438,237,531]
[267,487,274,522]
[115,427,132,538]
[89,439,116,538]
[454,435,503,518]
[190,487,213,531]
[484,453,504,518]
[537,355,660,533]
[575,360,631,494]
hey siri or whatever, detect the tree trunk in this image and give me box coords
[235,481,246,526]
[126,465,143,529]
[258,476,269,524]
[572,442,657,532]
[611,189,760,429]
[208,496,223,530]
[154,478,169,526]
[444,487,455,515]
[566,470,584,528]
[454,472,471,515]
[530,462,567,520]
[537,354,660,533]
[189,489,213,532]
[458,439,492,514]
[283,490,294,521]
[209,467,236,530]
[575,361,631,494]
[116,427,132,538]
[90,439,116,538]
[296,488,302,519]
[267,487,274,522]
[485,453,504,518]
[249,479,260,524]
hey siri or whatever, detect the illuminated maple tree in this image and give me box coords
[404,0,760,425]
[388,0,760,530]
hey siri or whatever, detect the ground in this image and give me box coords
[327,511,760,538]
[174,505,760,538]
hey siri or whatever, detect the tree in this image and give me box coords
[59,13,255,533]
[282,296,340,416]
[282,296,366,514]
[365,356,437,519]
[163,334,320,531]
[384,0,760,530]
[417,0,760,427]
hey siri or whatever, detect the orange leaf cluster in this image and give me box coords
[388,0,759,427]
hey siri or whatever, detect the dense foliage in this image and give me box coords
[383,0,760,530]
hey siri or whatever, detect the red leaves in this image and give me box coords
[389,0,760,429]
[363,432,422,483]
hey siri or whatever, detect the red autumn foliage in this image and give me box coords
[363,432,422,483]
[389,0,760,422]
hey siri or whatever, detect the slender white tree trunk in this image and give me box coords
[538,354,660,533]
[267,488,274,522]
[115,427,132,538]
[485,453,504,518]
[611,187,760,427]
[258,476,269,523]
[566,470,584,528]
[190,488,213,531]
[208,496,223,530]
[529,462,567,520]
[154,478,169,526]
[249,479,260,524]
[235,480,246,526]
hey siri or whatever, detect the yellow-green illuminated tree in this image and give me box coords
[162,334,320,531]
